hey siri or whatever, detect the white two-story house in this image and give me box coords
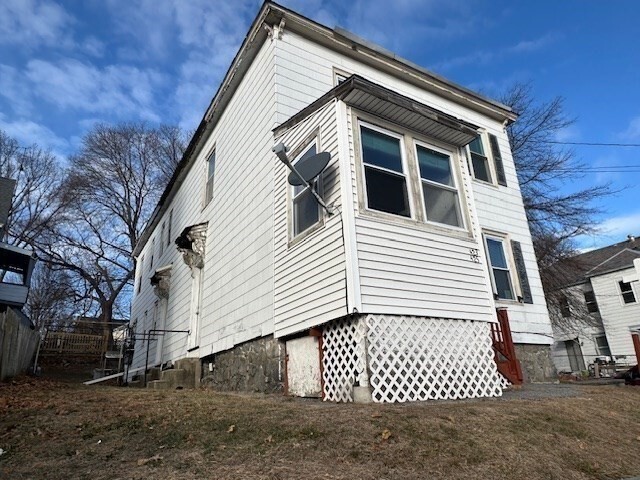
[129,2,554,402]
[551,236,640,374]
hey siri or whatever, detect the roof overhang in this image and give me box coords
[275,75,480,147]
[0,242,37,284]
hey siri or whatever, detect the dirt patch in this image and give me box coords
[1,377,639,479]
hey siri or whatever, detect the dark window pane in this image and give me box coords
[487,239,508,269]
[469,136,484,155]
[422,183,461,227]
[584,291,599,313]
[595,336,611,356]
[620,281,637,304]
[416,146,453,186]
[493,269,514,300]
[364,166,410,217]
[361,127,403,173]
[294,188,319,235]
[471,153,491,182]
[293,145,317,196]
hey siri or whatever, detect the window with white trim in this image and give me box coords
[204,149,216,205]
[619,280,637,304]
[359,123,410,217]
[485,236,515,300]
[167,209,173,247]
[159,222,165,256]
[292,141,321,237]
[415,143,463,228]
[468,135,492,183]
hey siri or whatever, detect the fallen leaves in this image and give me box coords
[381,429,392,440]
[227,424,235,433]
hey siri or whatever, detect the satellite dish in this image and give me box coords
[287,152,331,186]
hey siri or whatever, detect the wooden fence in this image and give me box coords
[41,332,107,356]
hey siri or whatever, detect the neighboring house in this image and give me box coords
[550,236,640,374]
[129,2,554,402]
[0,176,39,381]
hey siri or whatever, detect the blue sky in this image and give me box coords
[1,0,638,248]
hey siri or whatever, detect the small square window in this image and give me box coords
[292,143,321,237]
[360,125,410,217]
[469,136,492,183]
[619,281,637,304]
[485,236,515,300]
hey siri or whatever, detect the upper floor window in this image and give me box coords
[205,149,216,205]
[485,236,515,300]
[583,290,599,313]
[292,141,321,237]
[619,280,637,304]
[149,238,155,271]
[560,295,571,317]
[360,124,410,217]
[167,209,173,247]
[159,222,165,256]
[416,144,463,228]
[468,136,492,183]
[137,255,144,293]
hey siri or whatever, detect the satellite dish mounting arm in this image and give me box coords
[273,143,334,215]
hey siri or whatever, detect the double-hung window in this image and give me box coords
[292,142,321,237]
[360,124,410,217]
[583,290,599,313]
[468,136,492,183]
[619,280,637,304]
[416,144,463,228]
[204,149,216,205]
[485,236,515,300]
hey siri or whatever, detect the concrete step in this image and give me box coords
[128,380,144,388]
[147,380,170,390]
[160,368,193,389]
[147,367,162,382]
[174,357,200,388]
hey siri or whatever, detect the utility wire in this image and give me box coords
[540,140,640,147]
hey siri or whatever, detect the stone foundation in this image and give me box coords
[515,344,557,383]
[201,336,284,393]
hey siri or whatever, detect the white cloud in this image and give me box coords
[0,0,74,49]
[24,59,165,122]
[0,114,70,156]
[432,33,560,72]
[0,65,34,116]
[620,116,640,140]
[578,212,640,249]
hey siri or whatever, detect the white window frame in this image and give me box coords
[159,222,165,257]
[467,132,494,185]
[619,280,637,305]
[594,335,611,356]
[166,209,173,247]
[204,148,216,206]
[414,139,466,230]
[333,67,352,86]
[290,137,323,240]
[358,120,413,220]
[483,233,517,301]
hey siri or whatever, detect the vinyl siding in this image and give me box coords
[273,101,348,337]
[130,38,277,370]
[591,267,640,359]
[471,131,553,345]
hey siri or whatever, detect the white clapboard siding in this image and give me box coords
[591,267,640,358]
[354,217,494,322]
[130,39,277,371]
[273,101,348,337]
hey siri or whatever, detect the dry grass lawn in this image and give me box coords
[1,378,639,479]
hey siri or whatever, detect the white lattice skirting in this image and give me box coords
[322,314,504,403]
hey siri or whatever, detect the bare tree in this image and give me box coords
[499,83,612,328]
[0,130,66,249]
[24,264,77,330]
[37,123,185,331]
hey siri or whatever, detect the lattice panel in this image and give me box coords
[322,316,367,402]
[366,315,504,403]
